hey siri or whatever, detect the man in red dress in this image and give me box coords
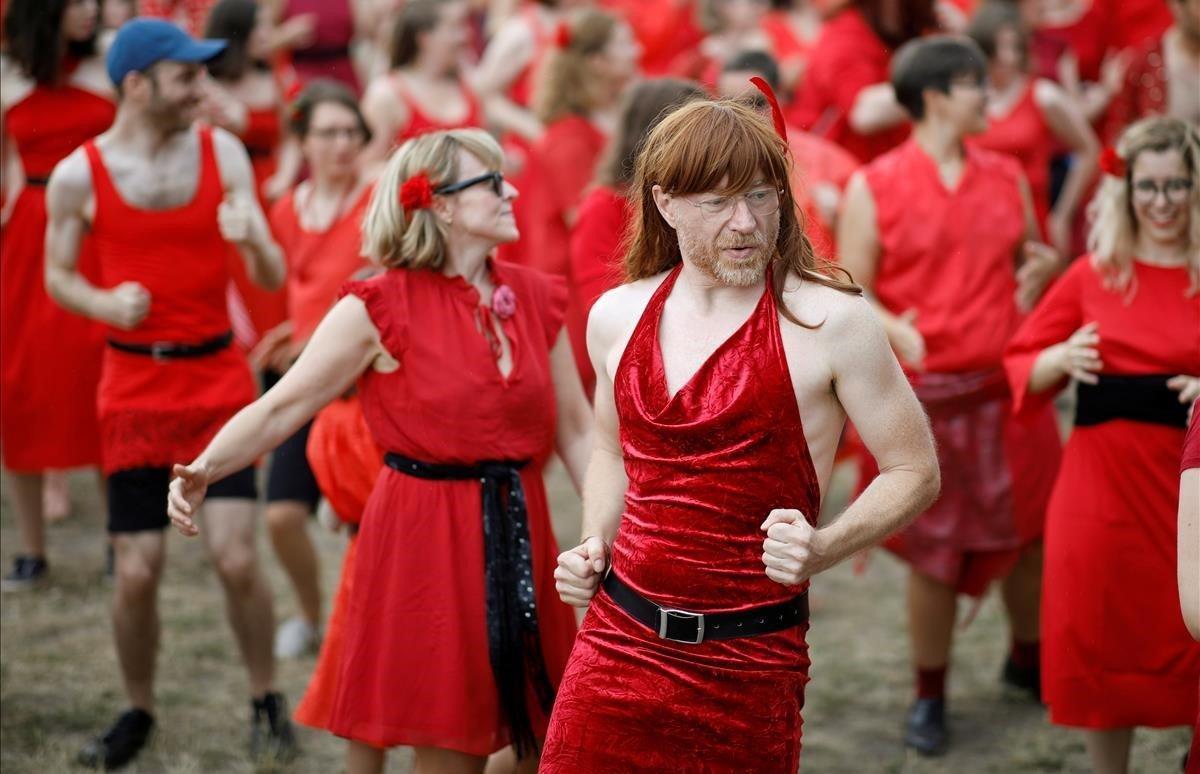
[43,19,290,770]
[838,36,1063,755]
[543,97,940,770]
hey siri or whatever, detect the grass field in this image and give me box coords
[0,461,1189,773]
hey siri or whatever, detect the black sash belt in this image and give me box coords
[602,570,809,645]
[107,331,233,361]
[26,176,50,187]
[1075,374,1188,429]
[383,452,553,759]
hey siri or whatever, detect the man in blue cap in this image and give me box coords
[42,18,292,769]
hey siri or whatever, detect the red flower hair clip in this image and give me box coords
[1099,147,1127,178]
[554,21,572,49]
[399,171,434,212]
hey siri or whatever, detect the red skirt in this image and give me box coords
[0,186,104,471]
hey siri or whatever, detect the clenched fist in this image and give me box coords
[103,281,151,330]
[761,509,825,586]
[218,196,257,246]
[554,535,609,607]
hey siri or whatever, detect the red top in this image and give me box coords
[283,0,360,94]
[788,8,908,163]
[325,262,577,751]
[970,80,1053,230]
[541,264,818,770]
[392,76,484,146]
[1102,38,1167,145]
[269,184,373,343]
[601,0,704,77]
[566,184,630,395]
[865,140,1025,373]
[82,126,257,472]
[522,114,607,277]
[788,127,859,258]
[1035,2,1110,83]
[761,10,816,88]
[242,106,281,186]
[1095,0,1171,52]
[5,85,114,178]
[306,395,380,524]
[138,0,218,36]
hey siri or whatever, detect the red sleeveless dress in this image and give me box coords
[0,82,112,471]
[82,127,257,473]
[970,81,1054,234]
[392,76,483,146]
[542,265,820,773]
[325,262,578,753]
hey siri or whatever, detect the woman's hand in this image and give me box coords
[1053,321,1103,385]
[1168,375,1200,406]
[167,462,210,537]
[884,309,926,372]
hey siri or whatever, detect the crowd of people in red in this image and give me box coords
[0,0,1197,773]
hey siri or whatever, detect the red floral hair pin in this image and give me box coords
[1099,147,1126,178]
[554,21,572,49]
[399,171,434,212]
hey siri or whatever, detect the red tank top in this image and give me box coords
[970,81,1053,228]
[865,140,1025,373]
[392,75,483,145]
[5,84,114,179]
[83,126,234,343]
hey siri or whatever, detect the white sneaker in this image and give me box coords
[274,616,319,659]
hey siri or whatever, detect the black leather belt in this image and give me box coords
[382,452,553,759]
[1075,374,1189,429]
[25,176,50,187]
[107,331,233,361]
[602,570,809,645]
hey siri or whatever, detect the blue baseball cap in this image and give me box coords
[107,18,227,86]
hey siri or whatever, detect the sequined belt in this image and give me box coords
[602,570,809,645]
[1074,374,1189,429]
[382,452,554,758]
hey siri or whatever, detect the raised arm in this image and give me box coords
[359,76,409,170]
[213,128,286,290]
[1036,78,1099,257]
[471,19,543,142]
[167,295,386,535]
[849,82,910,136]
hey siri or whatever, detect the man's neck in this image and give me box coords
[674,259,765,312]
[912,122,965,165]
[109,109,188,154]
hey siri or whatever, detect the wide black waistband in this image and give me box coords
[107,331,232,360]
[602,570,809,645]
[1075,374,1188,429]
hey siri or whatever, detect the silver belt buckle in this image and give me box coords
[657,607,705,644]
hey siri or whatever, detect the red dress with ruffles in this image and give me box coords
[864,140,1061,595]
[326,262,578,753]
[0,81,112,471]
[542,264,819,772]
[1004,258,1200,729]
[81,127,257,474]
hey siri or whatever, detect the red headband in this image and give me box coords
[554,21,572,49]
[750,76,788,143]
[1099,147,1126,178]
[399,171,434,212]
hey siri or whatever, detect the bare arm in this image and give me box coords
[848,83,910,136]
[1181,467,1200,640]
[762,298,940,585]
[550,327,593,493]
[168,295,386,534]
[472,20,543,142]
[1015,172,1064,313]
[213,128,286,290]
[1036,78,1099,256]
[360,76,409,170]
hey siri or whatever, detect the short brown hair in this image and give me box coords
[288,79,372,142]
[624,99,860,325]
[967,1,1028,68]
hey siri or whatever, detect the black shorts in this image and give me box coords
[265,419,320,510]
[107,465,258,534]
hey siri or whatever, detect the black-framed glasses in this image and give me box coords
[434,171,505,197]
[1131,177,1193,204]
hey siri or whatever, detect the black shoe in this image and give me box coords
[77,708,154,769]
[1,555,47,592]
[1001,656,1042,703]
[904,697,948,756]
[250,692,298,762]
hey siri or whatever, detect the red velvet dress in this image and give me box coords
[788,8,908,163]
[1,81,112,471]
[865,140,1061,595]
[326,262,578,753]
[970,80,1054,234]
[392,77,483,146]
[1004,257,1200,729]
[82,127,257,473]
[542,265,819,772]
[566,185,630,396]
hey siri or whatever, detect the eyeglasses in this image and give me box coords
[1131,178,1193,204]
[683,187,783,220]
[435,171,505,197]
[308,126,366,141]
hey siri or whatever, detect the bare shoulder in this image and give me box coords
[779,271,876,337]
[0,55,33,110]
[70,57,114,98]
[46,147,94,209]
[211,125,251,159]
[210,126,254,187]
[1032,77,1068,111]
[589,272,664,335]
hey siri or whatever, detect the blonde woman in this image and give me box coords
[167,128,591,774]
[1005,116,1200,774]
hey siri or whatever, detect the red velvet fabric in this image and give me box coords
[0,83,111,470]
[542,264,819,772]
[1005,258,1200,728]
[82,126,256,473]
[326,263,578,753]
